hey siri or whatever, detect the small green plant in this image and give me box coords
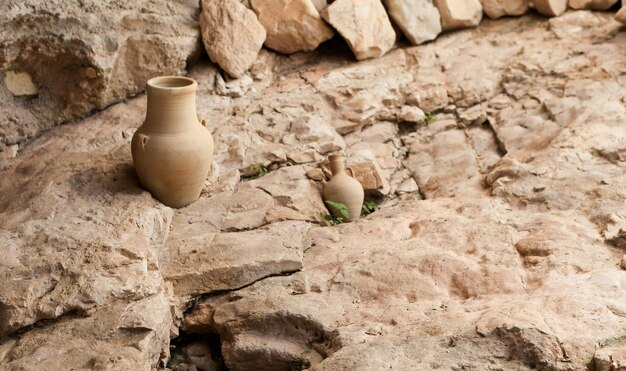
[249,162,267,179]
[362,200,376,215]
[423,111,437,124]
[324,200,350,225]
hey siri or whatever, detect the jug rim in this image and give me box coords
[147,76,197,95]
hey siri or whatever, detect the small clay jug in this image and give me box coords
[132,76,214,208]
[322,154,364,222]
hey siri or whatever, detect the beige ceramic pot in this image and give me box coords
[322,154,364,222]
[132,76,214,208]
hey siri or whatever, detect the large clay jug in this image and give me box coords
[322,154,364,222]
[132,76,214,208]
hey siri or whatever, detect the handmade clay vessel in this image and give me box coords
[322,153,364,222]
[132,76,214,208]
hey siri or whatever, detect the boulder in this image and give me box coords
[594,344,626,371]
[250,0,334,54]
[617,6,626,24]
[568,0,618,10]
[200,0,266,78]
[311,0,329,11]
[0,0,200,149]
[532,0,567,16]
[480,0,529,18]
[435,0,483,31]
[383,0,442,45]
[321,0,397,60]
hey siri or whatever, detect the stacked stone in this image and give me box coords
[199,0,626,78]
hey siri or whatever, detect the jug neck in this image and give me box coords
[144,76,198,134]
[329,154,346,176]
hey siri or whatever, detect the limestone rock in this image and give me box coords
[250,0,334,54]
[200,0,266,78]
[568,0,618,10]
[346,151,392,196]
[398,105,426,123]
[383,0,442,45]
[311,0,329,11]
[309,49,412,127]
[2,294,171,369]
[321,0,397,60]
[0,97,175,369]
[617,6,626,24]
[495,326,563,368]
[404,124,484,198]
[3,71,38,96]
[240,166,328,222]
[2,11,626,371]
[532,0,567,16]
[0,0,200,149]
[435,0,483,31]
[282,116,346,155]
[480,0,529,18]
[594,344,626,371]
[161,220,308,297]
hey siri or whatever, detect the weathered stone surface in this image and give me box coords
[282,116,346,155]
[594,343,626,371]
[2,12,626,371]
[306,49,412,127]
[568,0,618,10]
[547,9,612,39]
[250,0,334,54]
[240,166,328,222]
[480,0,529,18]
[200,0,266,78]
[3,71,38,96]
[435,0,483,31]
[186,199,626,370]
[321,0,397,60]
[404,122,485,198]
[161,220,309,297]
[383,0,442,45]
[311,0,329,11]
[2,293,171,369]
[0,98,174,368]
[532,0,567,16]
[0,0,200,149]
[617,6,626,24]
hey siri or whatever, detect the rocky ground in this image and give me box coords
[1,10,626,371]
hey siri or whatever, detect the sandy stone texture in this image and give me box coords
[200,0,266,78]
[435,0,483,31]
[568,0,619,10]
[250,0,334,54]
[321,0,397,60]
[383,0,442,45]
[481,0,529,18]
[617,6,626,24]
[533,0,568,16]
[1,10,626,371]
[0,0,201,152]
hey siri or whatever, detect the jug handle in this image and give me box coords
[200,118,208,127]
[346,167,355,178]
[138,133,149,150]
